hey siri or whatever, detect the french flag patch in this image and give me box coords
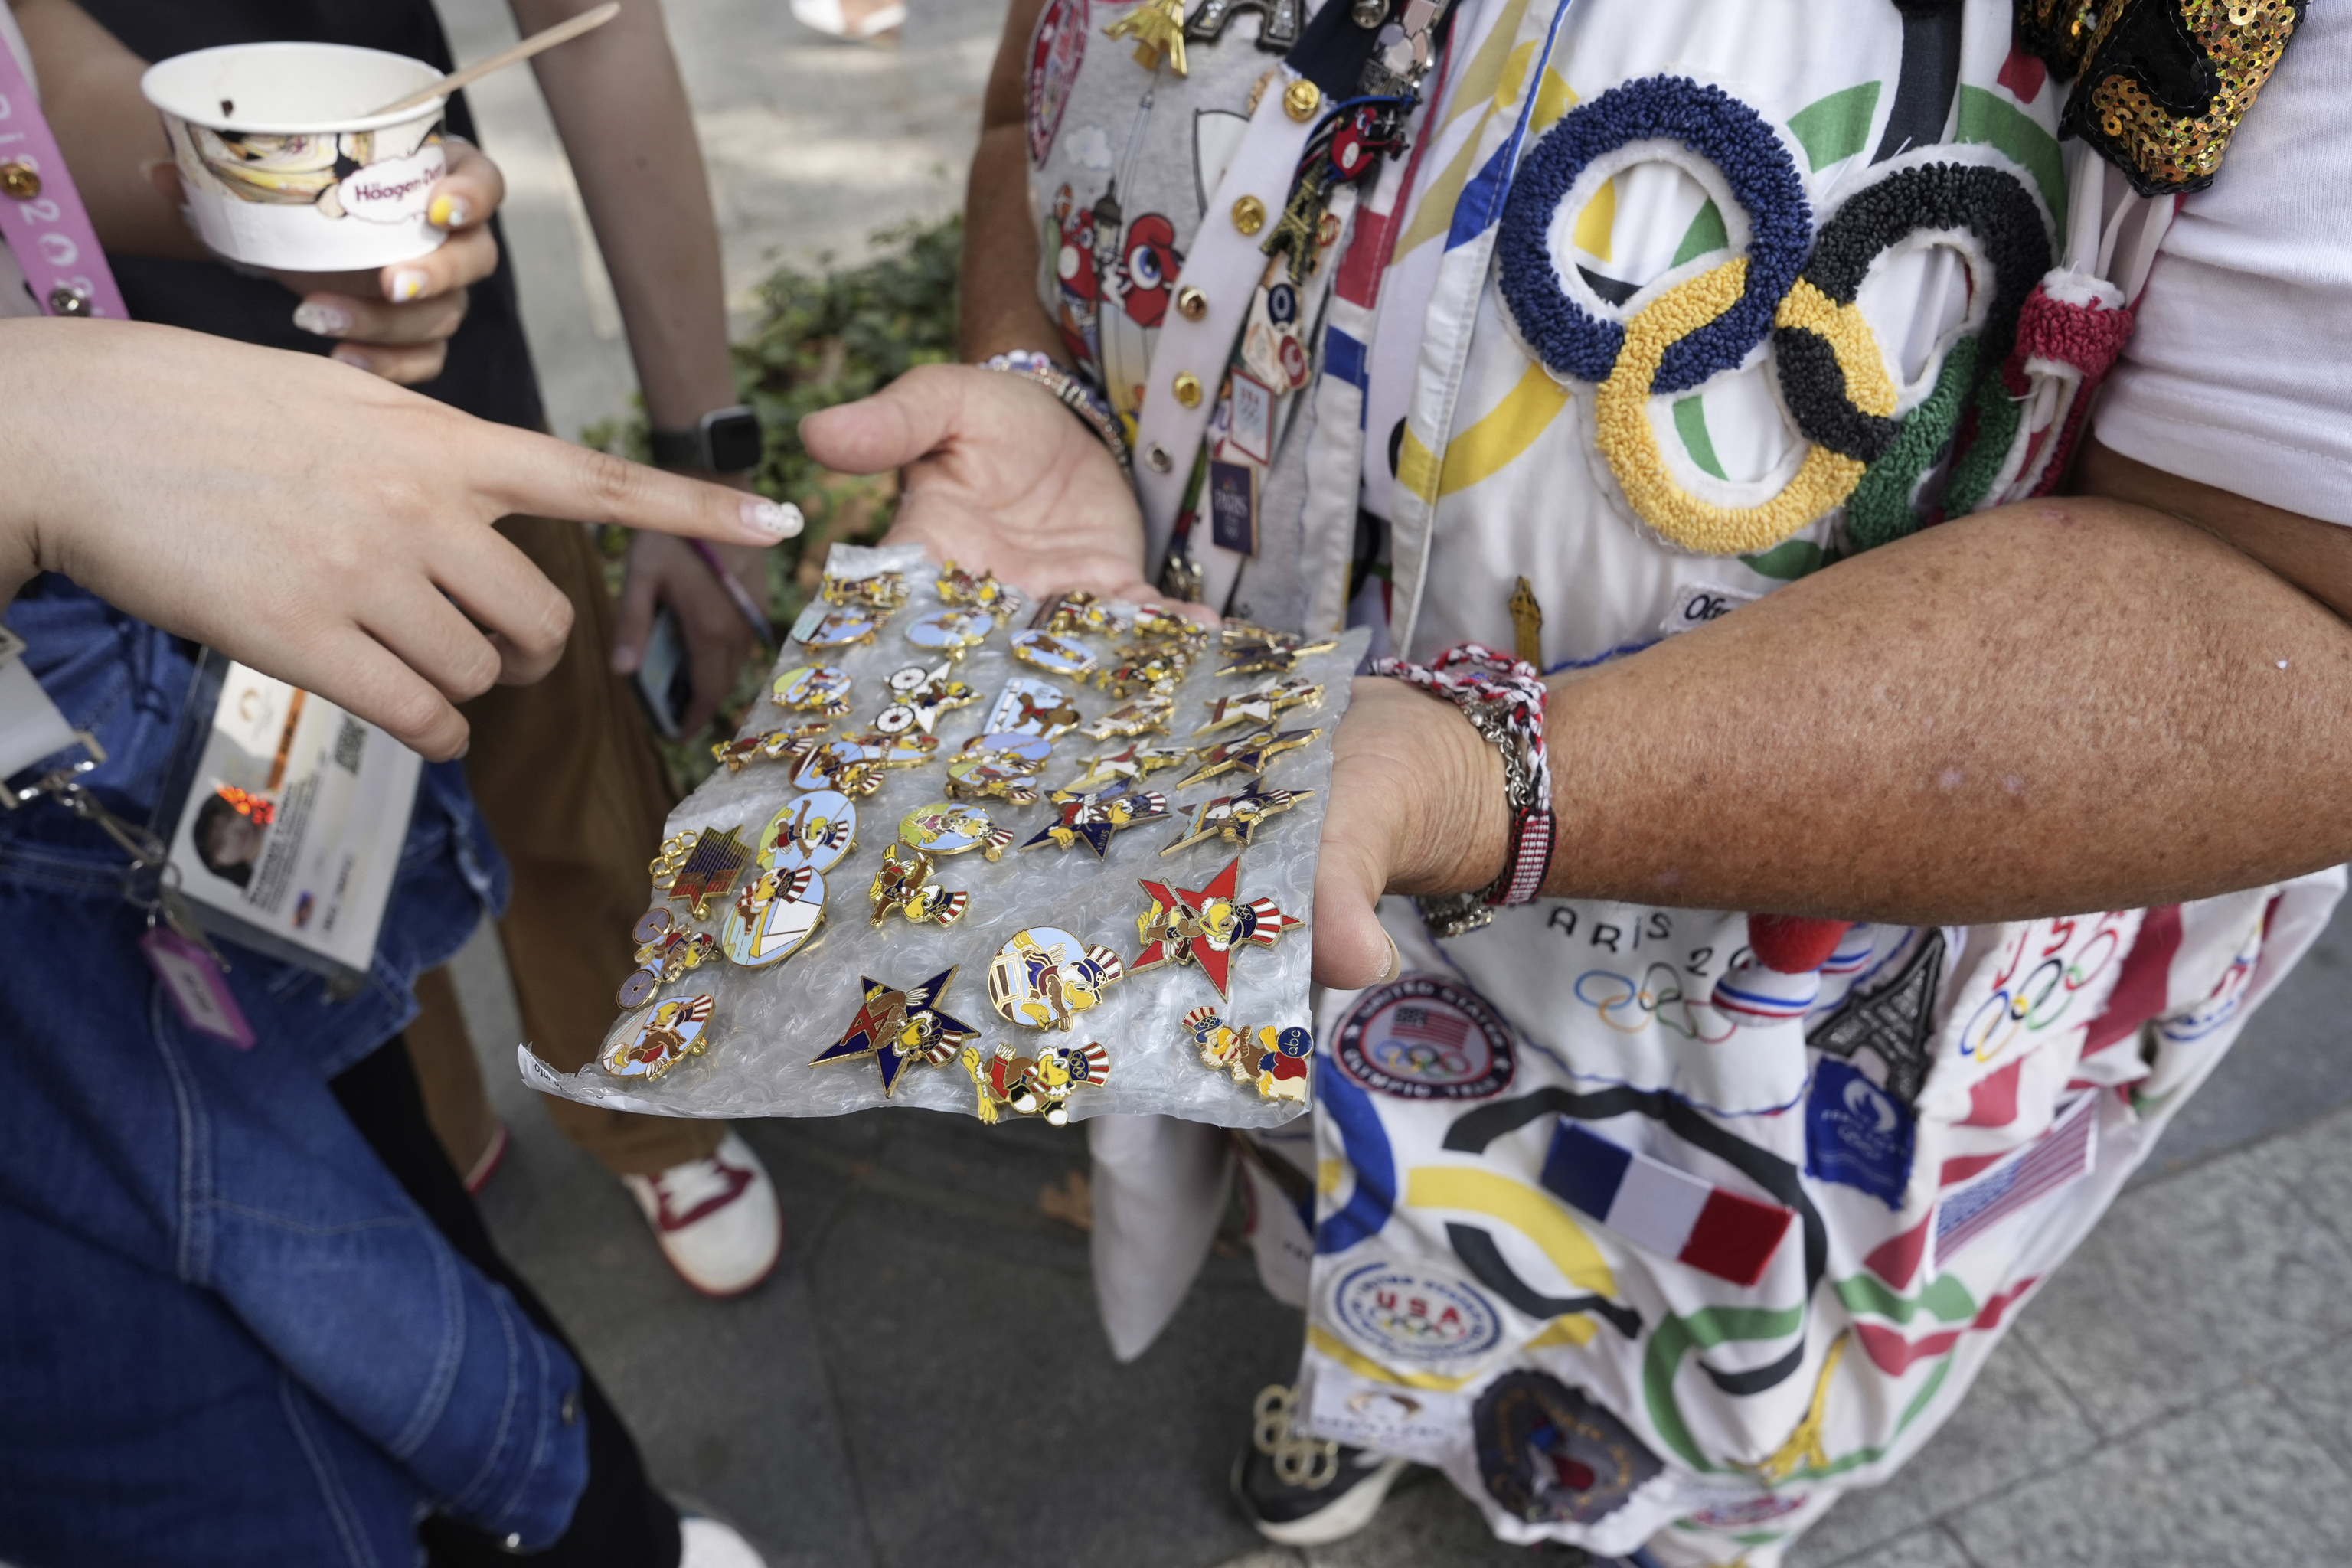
[1540,1122,1795,1287]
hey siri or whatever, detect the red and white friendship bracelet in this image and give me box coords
[1367,643,1553,937]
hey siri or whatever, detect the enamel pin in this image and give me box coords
[1077,694,1177,739]
[1217,625,1338,676]
[1020,783,1171,858]
[1161,780,1312,855]
[946,732,1053,805]
[868,844,969,928]
[936,559,1020,621]
[1183,1006,1312,1102]
[772,663,855,717]
[843,729,939,769]
[1129,605,1210,652]
[988,927,1125,1030]
[1171,725,1319,790]
[1051,741,1191,801]
[1096,646,1194,698]
[821,568,910,611]
[1134,857,1302,1000]
[1104,0,1187,74]
[961,1039,1110,1125]
[906,607,995,658]
[1011,628,1100,677]
[792,737,888,796]
[721,863,828,967]
[653,826,753,920]
[1034,590,1126,638]
[792,603,882,650]
[1194,677,1324,736]
[873,662,976,736]
[756,791,858,871]
[601,993,715,1081]
[985,678,1081,738]
[900,802,1018,861]
[617,907,718,1010]
[812,968,980,1096]
[711,720,832,774]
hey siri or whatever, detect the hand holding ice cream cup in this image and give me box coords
[142,44,512,384]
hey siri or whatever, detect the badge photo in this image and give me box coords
[1334,975,1517,1100]
[602,993,717,1081]
[986,926,1125,1031]
[721,864,828,968]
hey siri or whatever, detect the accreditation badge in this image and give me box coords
[160,652,421,984]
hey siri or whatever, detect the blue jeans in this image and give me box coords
[0,582,590,1563]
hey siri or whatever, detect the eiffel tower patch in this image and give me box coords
[1808,930,1944,1108]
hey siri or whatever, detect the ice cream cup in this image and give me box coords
[141,43,451,273]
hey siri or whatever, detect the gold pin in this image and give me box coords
[1103,0,1188,74]
[1173,371,1204,408]
[1051,742,1191,800]
[601,994,715,1080]
[987,927,1125,1031]
[1161,780,1312,855]
[1176,286,1208,321]
[1184,1005,1312,1102]
[962,1040,1110,1126]
[1232,195,1267,235]
[868,844,969,927]
[1282,78,1321,122]
[1077,694,1178,739]
[1509,576,1544,668]
[1171,725,1319,790]
[0,162,40,199]
[1194,677,1324,735]
[812,968,980,1096]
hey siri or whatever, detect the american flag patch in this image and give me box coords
[1932,1091,2099,1269]
[1389,1005,1470,1050]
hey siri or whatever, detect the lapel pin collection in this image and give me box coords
[602,556,1336,1118]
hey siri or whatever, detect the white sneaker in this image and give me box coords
[620,1132,782,1297]
[680,1514,766,1568]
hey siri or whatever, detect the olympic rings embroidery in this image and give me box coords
[1497,74,2055,558]
[1957,912,2128,1063]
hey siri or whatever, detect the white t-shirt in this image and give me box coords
[2094,0,2352,524]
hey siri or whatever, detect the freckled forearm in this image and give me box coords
[1534,498,2352,922]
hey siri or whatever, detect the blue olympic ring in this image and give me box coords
[1496,74,1813,395]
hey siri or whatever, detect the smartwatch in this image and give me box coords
[649,404,763,473]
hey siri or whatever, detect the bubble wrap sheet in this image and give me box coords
[523,543,1365,1129]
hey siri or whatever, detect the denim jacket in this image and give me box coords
[0,578,589,1550]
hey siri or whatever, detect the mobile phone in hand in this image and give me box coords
[632,606,694,740]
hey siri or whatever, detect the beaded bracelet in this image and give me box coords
[1366,643,1554,939]
[978,350,1132,476]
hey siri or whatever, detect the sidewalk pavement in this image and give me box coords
[437,0,2352,1559]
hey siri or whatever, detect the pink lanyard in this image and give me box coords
[0,41,130,319]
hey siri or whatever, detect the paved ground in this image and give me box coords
[436,2,2352,1561]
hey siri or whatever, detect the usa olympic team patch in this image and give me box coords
[1026,0,1086,167]
[1329,1258,1504,1370]
[1335,975,1516,1100]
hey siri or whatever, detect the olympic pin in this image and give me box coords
[1011,629,1100,677]
[1020,782,1171,858]
[721,863,828,967]
[872,662,977,736]
[867,844,969,928]
[1077,694,1177,738]
[616,907,717,1010]
[1171,725,1318,790]
[936,559,1020,620]
[756,792,858,871]
[906,607,995,658]
[1183,1005,1312,1102]
[961,1039,1110,1125]
[1161,780,1312,855]
[812,967,981,1096]
[652,826,753,920]
[900,802,1018,861]
[986,927,1125,1031]
[1216,625,1337,676]
[986,678,1081,738]
[1051,741,1191,800]
[772,664,856,717]
[821,569,910,611]
[1134,857,1302,1000]
[601,993,715,1080]
[1195,677,1323,736]
[946,732,1053,805]
[711,720,831,773]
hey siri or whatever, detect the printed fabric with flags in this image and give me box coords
[1023,0,2334,1562]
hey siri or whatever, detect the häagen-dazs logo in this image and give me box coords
[335,147,446,225]
[1331,1259,1504,1367]
[1335,975,1515,1099]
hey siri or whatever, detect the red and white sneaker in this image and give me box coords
[619,1131,782,1296]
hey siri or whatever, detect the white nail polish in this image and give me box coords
[292,300,353,337]
[390,270,430,303]
[741,498,804,539]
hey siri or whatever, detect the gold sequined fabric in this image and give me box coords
[2013,0,2305,197]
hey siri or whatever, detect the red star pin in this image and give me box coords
[1132,856,1302,1000]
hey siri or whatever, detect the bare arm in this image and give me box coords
[6,0,188,256]
[1314,464,2352,983]
[959,0,1059,364]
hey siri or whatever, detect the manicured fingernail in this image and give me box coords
[328,345,374,372]
[741,498,804,539]
[426,194,469,228]
[292,299,353,337]
[1380,934,1403,984]
[389,269,430,303]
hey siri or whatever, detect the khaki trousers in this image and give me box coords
[407,515,724,1179]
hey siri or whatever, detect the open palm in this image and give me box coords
[800,364,1172,606]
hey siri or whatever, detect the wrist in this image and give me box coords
[1395,684,1514,896]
